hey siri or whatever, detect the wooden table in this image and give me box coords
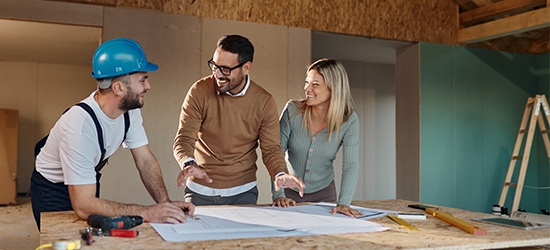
[40,199,550,249]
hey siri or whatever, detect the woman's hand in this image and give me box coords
[331,204,364,218]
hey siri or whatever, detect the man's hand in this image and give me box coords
[274,174,305,197]
[143,201,195,224]
[271,197,296,208]
[331,204,364,218]
[177,163,212,188]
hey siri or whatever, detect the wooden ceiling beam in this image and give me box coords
[458,6,550,43]
[460,0,546,24]
[471,0,494,6]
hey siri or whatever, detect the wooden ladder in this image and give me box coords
[498,94,550,212]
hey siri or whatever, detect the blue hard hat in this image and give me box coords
[91,38,159,79]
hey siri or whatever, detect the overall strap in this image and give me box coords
[94,110,129,173]
[123,111,130,142]
[74,103,105,164]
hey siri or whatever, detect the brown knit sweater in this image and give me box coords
[173,75,287,188]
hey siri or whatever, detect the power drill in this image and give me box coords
[87,214,143,231]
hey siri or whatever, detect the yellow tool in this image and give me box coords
[36,239,82,250]
[387,214,419,231]
[425,207,487,235]
[409,204,487,235]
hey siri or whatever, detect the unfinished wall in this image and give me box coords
[0,62,97,193]
[97,7,310,205]
[2,0,401,206]
[339,61,396,201]
[58,0,458,45]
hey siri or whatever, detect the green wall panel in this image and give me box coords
[536,53,550,212]
[419,42,541,213]
[419,43,455,207]
[453,47,484,212]
[480,50,536,213]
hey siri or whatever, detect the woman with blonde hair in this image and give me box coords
[272,58,362,217]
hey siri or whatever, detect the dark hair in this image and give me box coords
[217,34,254,63]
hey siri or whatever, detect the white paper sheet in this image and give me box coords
[150,203,389,242]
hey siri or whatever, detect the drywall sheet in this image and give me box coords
[100,7,202,205]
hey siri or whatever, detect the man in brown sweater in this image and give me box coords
[173,34,304,205]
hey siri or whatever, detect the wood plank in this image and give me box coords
[471,0,495,6]
[456,0,480,10]
[40,200,550,249]
[460,0,546,24]
[458,6,550,43]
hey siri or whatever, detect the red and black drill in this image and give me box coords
[80,214,143,245]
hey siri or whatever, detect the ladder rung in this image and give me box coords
[542,130,549,134]
[519,129,527,134]
[512,156,523,160]
[504,182,517,188]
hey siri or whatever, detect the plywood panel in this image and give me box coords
[100,7,202,205]
[287,27,311,102]
[114,0,456,45]
[0,0,103,27]
[395,44,420,201]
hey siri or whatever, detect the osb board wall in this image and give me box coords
[56,0,458,45]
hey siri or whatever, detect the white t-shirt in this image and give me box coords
[36,91,148,184]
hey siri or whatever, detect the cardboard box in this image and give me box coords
[0,109,18,205]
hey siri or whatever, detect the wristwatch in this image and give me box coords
[183,160,196,167]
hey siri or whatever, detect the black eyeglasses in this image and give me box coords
[207,59,246,76]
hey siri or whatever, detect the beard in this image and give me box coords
[217,74,245,94]
[119,86,144,111]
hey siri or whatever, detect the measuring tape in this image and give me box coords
[388,214,419,231]
[35,239,82,250]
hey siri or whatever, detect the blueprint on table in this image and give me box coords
[150,203,390,242]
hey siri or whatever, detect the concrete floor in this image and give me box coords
[0,196,39,250]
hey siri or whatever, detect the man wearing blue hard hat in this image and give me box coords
[30,38,194,230]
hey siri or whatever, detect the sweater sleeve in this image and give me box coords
[259,96,288,179]
[337,112,360,206]
[173,82,202,169]
[272,102,292,200]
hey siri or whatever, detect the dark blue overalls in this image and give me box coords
[30,103,129,231]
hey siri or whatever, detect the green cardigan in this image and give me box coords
[273,101,360,206]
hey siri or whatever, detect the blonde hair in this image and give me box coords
[296,58,355,139]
